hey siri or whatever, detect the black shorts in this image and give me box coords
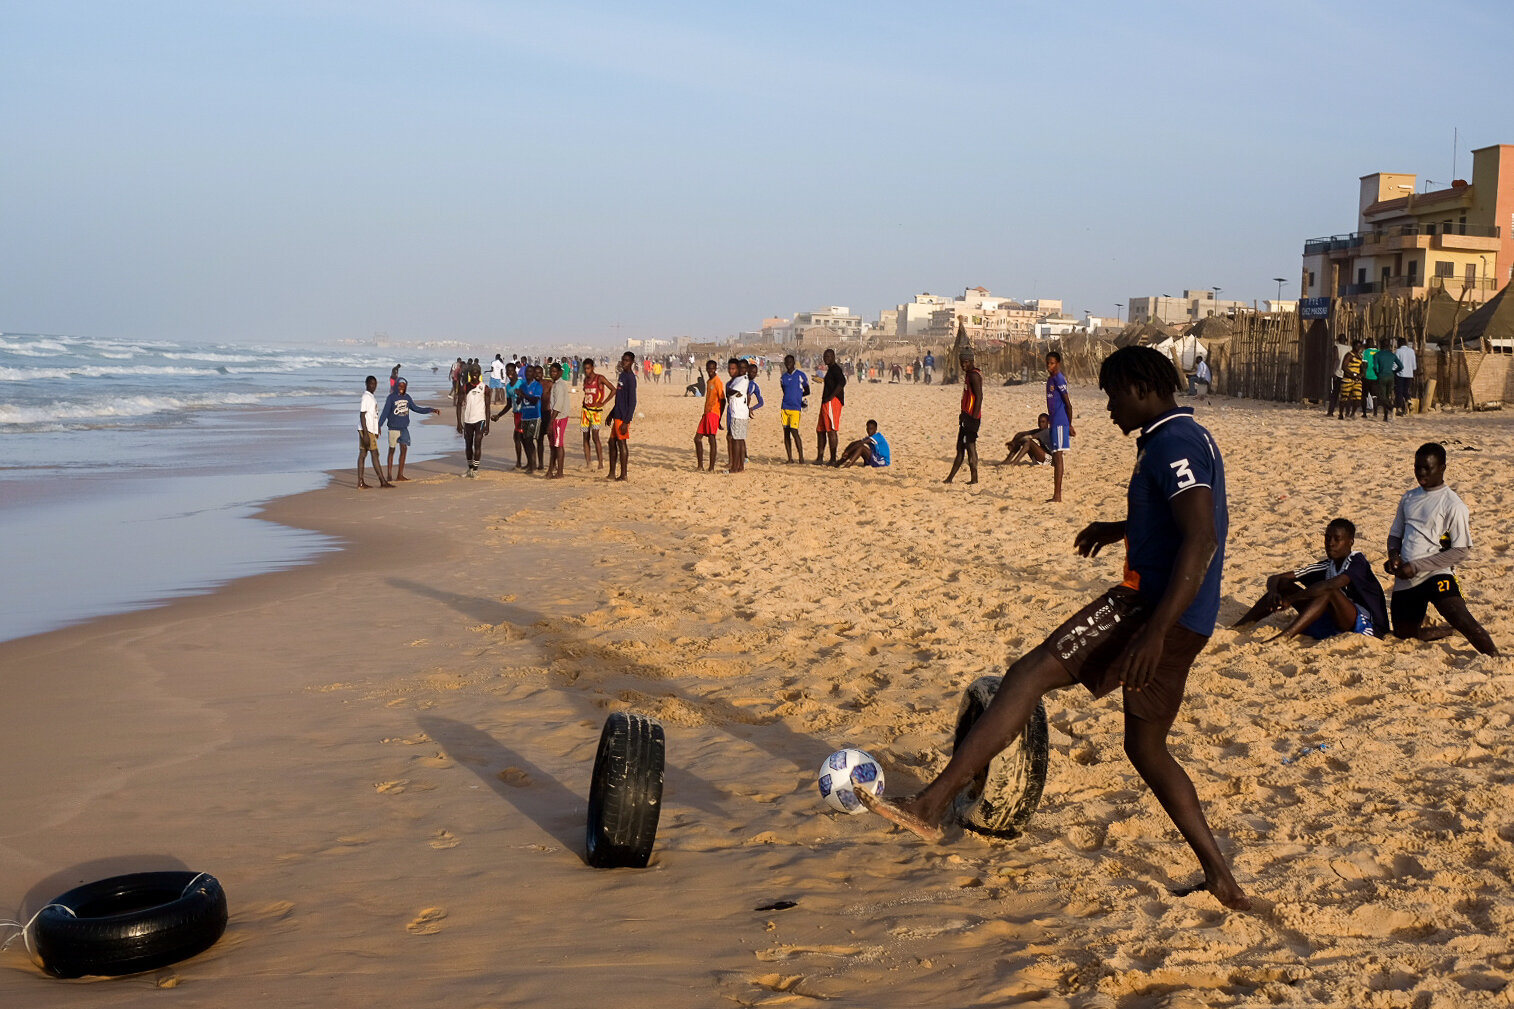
[1390,573,1462,633]
[957,412,981,449]
[1045,586,1209,723]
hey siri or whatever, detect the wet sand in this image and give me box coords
[1,378,1511,1007]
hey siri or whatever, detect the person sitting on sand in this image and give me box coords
[1384,442,1499,656]
[994,413,1053,466]
[378,377,438,482]
[1231,518,1387,641]
[833,419,890,469]
[858,346,1250,911]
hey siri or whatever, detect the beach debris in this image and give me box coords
[1281,743,1328,765]
[754,900,798,912]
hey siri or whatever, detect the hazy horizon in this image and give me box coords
[4,0,1513,350]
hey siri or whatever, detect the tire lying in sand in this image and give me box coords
[950,677,1050,839]
[33,871,228,978]
[586,711,665,868]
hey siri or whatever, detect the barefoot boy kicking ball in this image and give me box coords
[1232,518,1388,642]
[1385,442,1499,656]
[861,346,1249,910]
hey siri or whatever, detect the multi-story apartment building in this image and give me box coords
[1128,290,1250,326]
[1301,143,1511,306]
[791,306,863,341]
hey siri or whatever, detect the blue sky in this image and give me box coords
[3,0,1512,347]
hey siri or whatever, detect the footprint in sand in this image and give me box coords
[375,780,409,794]
[406,907,447,935]
[497,767,533,787]
[430,830,460,850]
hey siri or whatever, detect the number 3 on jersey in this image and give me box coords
[1169,458,1196,489]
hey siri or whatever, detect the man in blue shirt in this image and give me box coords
[606,351,637,481]
[517,366,543,474]
[923,351,935,385]
[1045,350,1075,503]
[861,346,1248,911]
[377,377,439,482]
[777,354,810,463]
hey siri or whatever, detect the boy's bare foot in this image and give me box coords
[395,475,411,481]
[357,482,371,489]
[856,789,945,842]
[1417,625,1455,642]
[1170,879,1253,911]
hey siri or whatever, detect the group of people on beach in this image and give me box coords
[1328,334,1418,420]
[365,341,1497,913]
[690,350,891,473]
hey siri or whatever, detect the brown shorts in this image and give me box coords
[359,430,378,450]
[1045,586,1208,723]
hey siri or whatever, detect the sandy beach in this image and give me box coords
[2,377,1512,1008]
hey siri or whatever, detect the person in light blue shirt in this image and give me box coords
[834,420,890,468]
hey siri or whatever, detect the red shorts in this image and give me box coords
[610,419,630,441]
[550,417,570,448]
[513,413,523,433]
[816,399,842,433]
[696,411,721,436]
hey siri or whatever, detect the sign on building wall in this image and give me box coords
[1300,297,1331,320]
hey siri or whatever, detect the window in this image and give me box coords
[1435,260,1455,278]
[1357,268,1367,284]
[1407,260,1419,281]
[1466,263,1477,284]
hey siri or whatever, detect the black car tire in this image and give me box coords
[33,871,228,978]
[950,676,1050,839]
[586,712,665,868]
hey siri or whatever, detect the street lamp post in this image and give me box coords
[1212,287,1222,318]
[1273,276,1288,302]
[1114,303,1123,324]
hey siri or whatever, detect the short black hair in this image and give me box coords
[1416,441,1447,466]
[1326,517,1356,538]
[728,357,740,366]
[365,375,377,384]
[1037,412,1050,422]
[784,354,795,362]
[583,358,594,367]
[1046,350,1062,363]
[1097,346,1182,398]
[866,419,877,430]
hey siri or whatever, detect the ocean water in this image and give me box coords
[0,332,458,642]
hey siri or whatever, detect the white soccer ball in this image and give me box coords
[816,748,884,814]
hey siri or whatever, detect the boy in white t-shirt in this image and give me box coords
[725,358,750,474]
[1385,442,1498,655]
[357,375,394,489]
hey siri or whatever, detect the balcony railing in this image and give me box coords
[1430,275,1499,291]
[1304,222,1500,255]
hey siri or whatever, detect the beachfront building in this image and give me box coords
[791,307,862,342]
[1128,290,1250,325]
[1301,143,1511,307]
[760,317,792,343]
[923,287,1039,342]
[888,293,951,338]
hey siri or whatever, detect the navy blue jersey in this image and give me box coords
[779,369,809,410]
[610,370,637,422]
[1123,407,1227,635]
[1296,551,1389,633]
